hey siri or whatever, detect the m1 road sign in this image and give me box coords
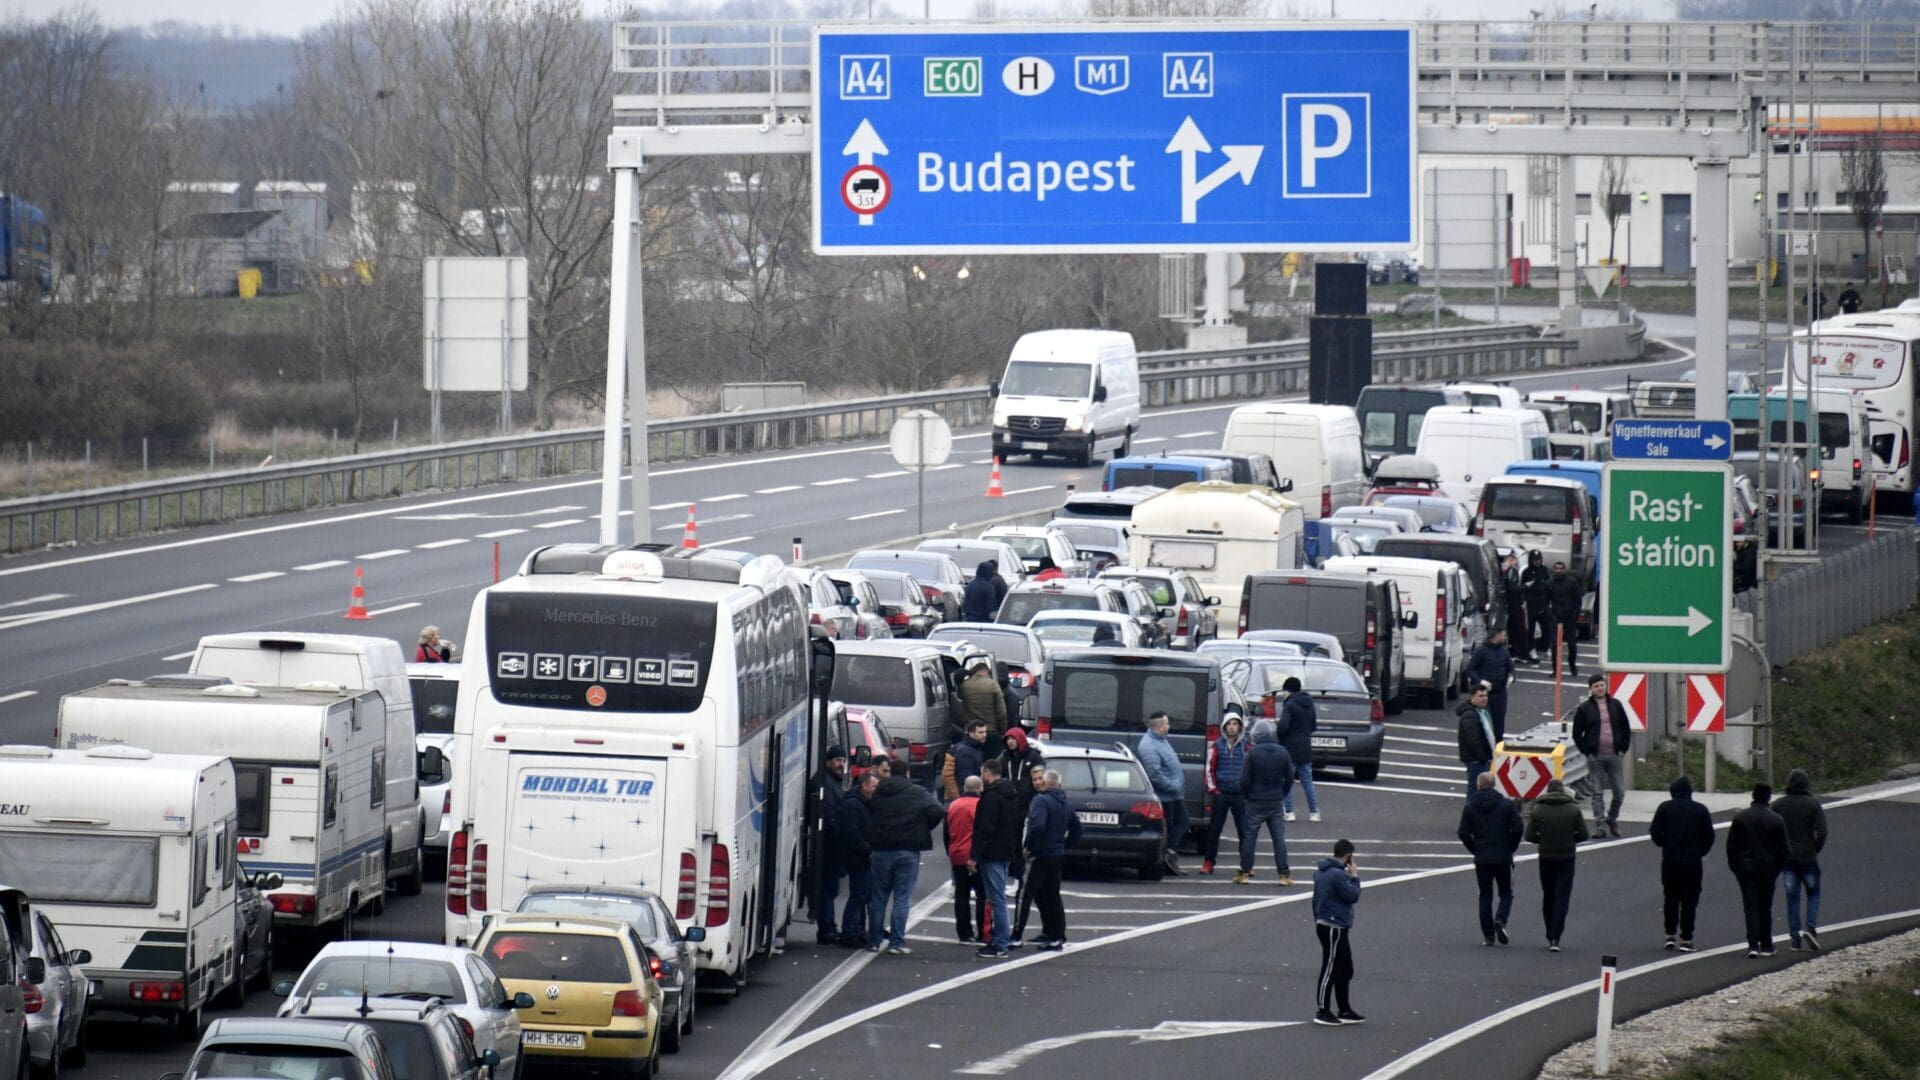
[813,24,1415,254]
[1600,461,1733,673]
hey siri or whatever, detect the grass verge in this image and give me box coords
[1657,956,1920,1079]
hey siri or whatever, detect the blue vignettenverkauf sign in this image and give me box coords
[1611,419,1735,462]
[813,23,1415,254]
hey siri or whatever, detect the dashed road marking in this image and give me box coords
[0,593,69,611]
[364,602,422,617]
[0,690,39,705]
[163,651,196,661]
[812,478,859,487]
[999,485,1055,497]
[865,471,909,479]
[704,535,756,547]
[476,529,526,539]
[533,519,584,529]
[227,571,286,583]
[1171,430,1217,438]
[358,549,409,560]
[756,485,805,494]
[850,509,906,521]
[416,538,470,549]
[704,493,749,503]
[293,560,349,571]
[649,501,691,511]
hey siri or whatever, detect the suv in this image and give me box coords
[289,998,492,1080]
[980,526,1088,578]
[995,580,1127,626]
[172,1018,398,1080]
[1041,743,1169,880]
[477,915,664,1080]
[1473,476,1596,589]
[1240,569,1407,714]
[1097,566,1219,649]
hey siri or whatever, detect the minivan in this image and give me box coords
[1369,534,1508,636]
[1474,475,1597,588]
[1728,390,1871,523]
[1353,385,1468,474]
[1102,454,1234,492]
[1179,449,1284,491]
[1239,569,1407,713]
[1221,403,1367,520]
[1525,390,1633,436]
[1413,406,1552,508]
[828,640,959,786]
[991,329,1141,466]
[1323,555,1468,708]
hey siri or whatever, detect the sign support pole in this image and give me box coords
[599,158,641,546]
[916,413,927,536]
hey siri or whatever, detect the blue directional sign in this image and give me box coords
[1611,419,1735,462]
[813,24,1415,254]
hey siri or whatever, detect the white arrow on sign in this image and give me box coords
[842,120,890,228]
[1165,117,1263,225]
[1687,673,1726,733]
[1704,433,1728,451]
[957,1020,1297,1075]
[1618,606,1714,637]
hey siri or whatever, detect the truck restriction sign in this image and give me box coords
[841,165,892,216]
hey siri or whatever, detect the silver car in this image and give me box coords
[292,997,493,1080]
[23,907,89,1079]
[514,886,706,1055]
[409,664,461,868]
[800,568,860,641]
[172,1018,398,1080]
[1097,567,1219,649]
[0,888,26,1080]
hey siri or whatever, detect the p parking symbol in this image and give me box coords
[1283,93,1371,199]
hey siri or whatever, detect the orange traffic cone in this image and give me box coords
[985,457,1005,498]
[344,565,371,620]
[682,504,699,549]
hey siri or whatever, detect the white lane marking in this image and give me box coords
[163,651,195,661]
[704,535,755,547]
[1171,430,1217,438]
[703,493,749,503]
[1391,723,1451,733]
[756,485,805,494]
[227,571,287,583]
[476,529,525,539]
[1385,735,1459,748]
[358,549,409,560]
[1134,437,1168,445]
[865,471,909,479]
[0,584,220,633]
[415,539,470,550]
[532,519,584,529]
[1362,904,1920,1080]
[649,501,691,511]
[364,602,422,617]
[293,560,349,572]
[1060,908,1210,915]
[0,690,39,705]
[929,463,965,471]
[1383,747,1459,760]
[1377,771,1459,788]
[960,1020,1300,1075]
[849,509,905,521]
[1312,780,1459,799]
[811,478,859,487]
[999,485,1056,497]
[1377,759,1463,774]
[0,593,69,611]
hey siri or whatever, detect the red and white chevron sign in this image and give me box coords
[1685,673,1726,733]
[1608,672,1648,732]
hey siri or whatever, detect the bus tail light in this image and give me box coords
[446,830,469,915]
[469,842,489,912]
[1321,486,1332,518]
[706,845,732,927]
[676,853,698,921]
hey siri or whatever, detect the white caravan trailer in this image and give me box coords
[0,745,245,1033]
[57,680,388,939]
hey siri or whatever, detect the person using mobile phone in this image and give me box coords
[1312,839,1365,1027]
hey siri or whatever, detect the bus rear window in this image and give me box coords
[484,594,716,714]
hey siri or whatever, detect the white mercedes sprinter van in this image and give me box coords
[991,330,1140,466]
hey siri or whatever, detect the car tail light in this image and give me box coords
[1237,596,1249,636]
[1102,477,1110,492]
[131,981,185,1003]
[1370,698,1386,723]
[446,830,470,915]
[1901,433,1910,469]
[470,842,489,912]
[855,619,869,639]
[1321,486,1332,518]
[1175,606,1190,640]
[922,585,943,604]
[441,790,452,815]
[1130,800,1165,822]
[457,1017,474,1042]
[885,612,910,628]
[1854,457,1864,480]
[677,852,698,921]
[1036,716,1052,738]
[269,893,317,915]
[908,742,928,763]
[649,953,666,980]
[706,844,731,928]
[612,990,648,1018]
[1436,593,1447,629]
[1793,495,1805,511]
[809,611,822,626]
[21,981,43,1014]
[1365,613,1376,653]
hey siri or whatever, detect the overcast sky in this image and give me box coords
[3,0,1671,38]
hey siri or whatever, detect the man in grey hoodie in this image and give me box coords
[1234,718,1296,886]
[1774,769,1829,950]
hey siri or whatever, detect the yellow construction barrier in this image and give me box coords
[236,267,262,299]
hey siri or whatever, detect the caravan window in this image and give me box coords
[1147,540,1216,571]
[215,822,233,888]
[234,763,271,836]
[370,750,386,808]
[192,832,210,908]
[322,766,339,828]
[0,834,158,906]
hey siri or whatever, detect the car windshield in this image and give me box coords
[295,957,467,1004]
[482,931,630,983]
[1031,618,1121,644]
[1000,592,1098,624]
[927,627,1034,665]
[190,1047,359,1080]
[1238,661,1367,697]
[1327,523,1393,553]
[1001,361,1091,398]
[1050,758,1150,794]
[832,654,917,707]
[991,534,1051,560]
[516,894,659,938]
[1052,522,1123,549]
[361,1021,440,1080]
[1563,403,1604,432]
[1109,466,1192,490]
[865,575,920,605]
[850,553,945,581]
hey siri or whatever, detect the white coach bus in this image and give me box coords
[1790,312,1920,500]
[443,545,829,993]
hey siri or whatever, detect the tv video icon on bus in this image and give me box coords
[635,659,666,686]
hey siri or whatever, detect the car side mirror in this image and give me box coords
[511,991,536,1009]
[67,949,90,966]
[1092,383,1108,403]
[1402,611,1419,629]
[418,745,447,783]
[685,927,707,943]
[481,1050,502,1069]
[25,957,45,984]
[852,746,872,768]
[989,379,1001,397]
[1158,607,1176,618]
[1277,479,1295,493]
[273,979,295,997]
[1207,596,1221,606]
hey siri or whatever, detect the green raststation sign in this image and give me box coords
[1599,461,1732,673]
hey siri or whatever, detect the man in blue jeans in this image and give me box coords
[1137,712,1188,874]
[969,760,1021,958]
[866,756,946,955]
[1277,676,1321,824]
[1234,718,1297,886]
[1774,768,1829,950]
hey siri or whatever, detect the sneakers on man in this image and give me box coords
[1007,937,1025,950]
[1313,1009,1344,1027]
[1035,940,1065,952]
[1664,936,1678,950]
[1746,948,1761,959]
[1200,859,1215,875]
[974,946,1009,960]
[887,945,912,956]
[1284,810,1297,823]
[865,942,883,953]
[1790,935,1803,951]
[1277,873,1294,887]
[1232,870,1253,884]
[1335,1010,1366,1025]
[1548,940,1562,953]
[1803,927,1821,951]
[1482,936,1497,947]
[1495,923,1510,946]
[1677,940,1696,953]
[1310,811,1322,823]
[1759,946,1777,957]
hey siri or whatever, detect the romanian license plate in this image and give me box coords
[1311,736,1347,750]
[1081,812,1120,825]
[523,1032,585,1049]
[1021,440,1049,450]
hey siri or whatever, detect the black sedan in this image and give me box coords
[1218,656,1385,783]
[514,884,707,1054]
[1044,743,1169,880]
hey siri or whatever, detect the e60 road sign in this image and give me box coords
[1599,461,1732,673]
[814,23,1415,254]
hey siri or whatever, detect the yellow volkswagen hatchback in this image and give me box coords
[476,915,664,1078]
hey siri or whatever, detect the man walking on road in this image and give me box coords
[970,760,1019,958]
[867,756,946,956]
[1526,777,1590,952]
[1278,677,1321,823]
[809,745,848,945]
[1456,684,1497,796]
[1501,552,1530,662]
[1521,550,1551,664]
[1312,839,1365,1027]
[944,776,985,944]
[1023,769,1082,951]
[1463,630,1517,741]
[1236,718,1297,886]
[1458,772,1523,946]
[1573,673,1632,837]
[1776,769,1830,951]
[1727,782,1791,957]
[1545,561,1583,676]
[1202,710,1250,875]
[1649,774,1715,952]
[1138,712,1188,874]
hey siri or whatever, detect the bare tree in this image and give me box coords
[1840,129,1888,289]
[303,267,420,453]
[1597,156,1631,265]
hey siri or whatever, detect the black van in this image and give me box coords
[1370,535,1507,634]
[1354,385,1468,474]
[1035,649,1228,848]
[1240,569,1408,714]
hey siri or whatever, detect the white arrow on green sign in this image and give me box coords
[1600,460,1732,673]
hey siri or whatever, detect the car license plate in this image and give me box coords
[1081,812,1120,825]
[1310,736,1347,750]
[1021,440,1049,450]
[523,1032,585,1049]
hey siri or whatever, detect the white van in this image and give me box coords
[1413,406,1552,508]
[191,633,425,896]
[57,680,390,939]
[1127,482,1305,636]
[1525,390,1634,436]
[0,746,245,1033]
[1221,403,1367,520]
[1444,382,1524,409]
[1323,554,1468,708]
[991,329,1141,466]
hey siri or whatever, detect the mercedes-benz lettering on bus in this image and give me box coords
[444,546,817,991]
[1790,313,1920,497]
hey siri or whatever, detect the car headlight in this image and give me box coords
[1066,414,1086,432]
[993,409,1008,428]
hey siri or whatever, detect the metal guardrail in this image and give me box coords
[1735,532,1920,666]
[0,327,1572,554]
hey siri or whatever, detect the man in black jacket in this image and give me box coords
[837,770,879,947]
[1456,684,1497,796]
[1463,630,1517,740]
[1726,782,1790,957]
[1521,550,1551,664]
[1234,719,1297,886]
[1572,674,1633,837]
[1276,678,1320,824]
[970,760,1020,958]
[1457,772,1524,945]
[1544,561,1583,676]
[1775,769,1829,950]
[1649,774,1715,951]
[866,758,948,955]
[809,746,849,945]
[961,561,1000,622]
